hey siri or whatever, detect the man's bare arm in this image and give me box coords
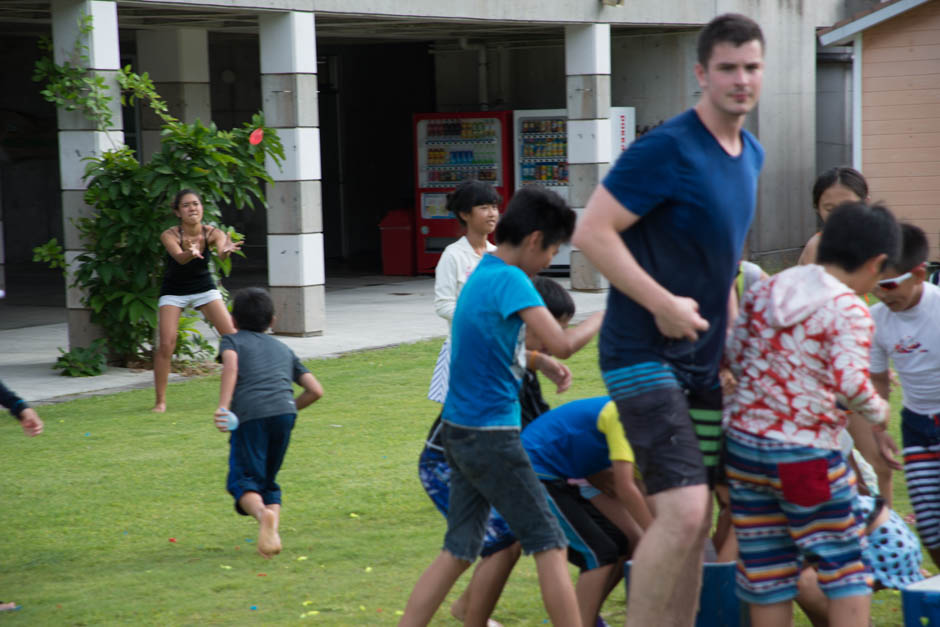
[572,185,708,341]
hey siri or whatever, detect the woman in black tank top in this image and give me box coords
[153,189,242,413]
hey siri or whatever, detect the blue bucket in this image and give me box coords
[902,575,940,626]
[624,560,750,627]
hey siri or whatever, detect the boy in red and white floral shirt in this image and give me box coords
[723,202,899,627]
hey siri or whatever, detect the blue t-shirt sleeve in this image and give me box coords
[602,130,679,218]
[291,351,309,382]
[494,266,544,319]
[219,334,237,355]
[744,130,765,170]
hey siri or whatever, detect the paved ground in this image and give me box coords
[0,276,606,404]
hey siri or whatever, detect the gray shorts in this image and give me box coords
[441,422,567,561]
[614,387,708,496]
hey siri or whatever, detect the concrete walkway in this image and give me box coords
[0,276,606,404]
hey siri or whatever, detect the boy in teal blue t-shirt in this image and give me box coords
[399,187,603,627]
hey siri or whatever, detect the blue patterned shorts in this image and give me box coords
[418,447,516,557]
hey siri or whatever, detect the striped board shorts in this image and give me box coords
[726,428,872,604]
[901,407,940,550]
[602,361,721,486]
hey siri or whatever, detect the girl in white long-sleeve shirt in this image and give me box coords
[428,180,500,403]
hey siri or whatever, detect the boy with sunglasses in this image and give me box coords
[869,223,940,569]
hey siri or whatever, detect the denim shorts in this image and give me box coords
[417,446,516,557]
[158,288,222,310]
[441,423,567,561]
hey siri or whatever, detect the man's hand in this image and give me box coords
[19,407,43,437]
[653,294,709,341]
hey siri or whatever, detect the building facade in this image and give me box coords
[0,0,877,345]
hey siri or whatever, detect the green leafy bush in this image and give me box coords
[53,338,108,377]
[32,15,283,370]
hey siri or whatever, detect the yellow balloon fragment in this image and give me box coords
[365,566,373,573]
[349,512,360,518]
[220,565,233,570]
[395,610,404,616]
[297,556,308,561]
[359,605,366,611]
[302,600,314,606]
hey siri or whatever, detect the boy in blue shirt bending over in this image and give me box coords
[400,186,600,627]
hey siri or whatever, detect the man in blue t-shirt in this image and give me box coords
[572,13,766,627]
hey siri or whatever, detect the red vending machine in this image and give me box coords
[413,111,514,274]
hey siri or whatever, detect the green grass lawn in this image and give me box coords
[0,337,924,625]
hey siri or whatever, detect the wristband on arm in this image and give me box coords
[526,350,541,371]
[10,399,29,420]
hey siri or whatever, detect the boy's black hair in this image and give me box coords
[495,186,575,249]
[811,166,868,210]
[232,287,275,332]
[890,223,929,273]
[817,202,900,273]
[697,13,765,68]
[446,180,501,227]
[533,276,575,321]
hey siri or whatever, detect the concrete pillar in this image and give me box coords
[259,12,324,336]
[52,0,123,349]
[136,29,211,160]
[565,24,611,292]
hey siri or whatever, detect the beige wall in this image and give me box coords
[862,1,940,260]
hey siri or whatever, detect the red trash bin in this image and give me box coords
[378,209,416,276]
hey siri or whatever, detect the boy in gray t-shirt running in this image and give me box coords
[214,287,324,558]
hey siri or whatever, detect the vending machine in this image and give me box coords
[413,111,514,274]
[512,107,635,267]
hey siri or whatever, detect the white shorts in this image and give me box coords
[158,289,222,310]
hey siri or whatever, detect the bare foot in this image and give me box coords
[450,602,502,627]
[258,509,281,558]
[152,402,166,413]
[0,602,21,612]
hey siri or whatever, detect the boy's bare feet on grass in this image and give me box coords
[450,601,503,627]
[258,508,281,558]
[151,402,166,413]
